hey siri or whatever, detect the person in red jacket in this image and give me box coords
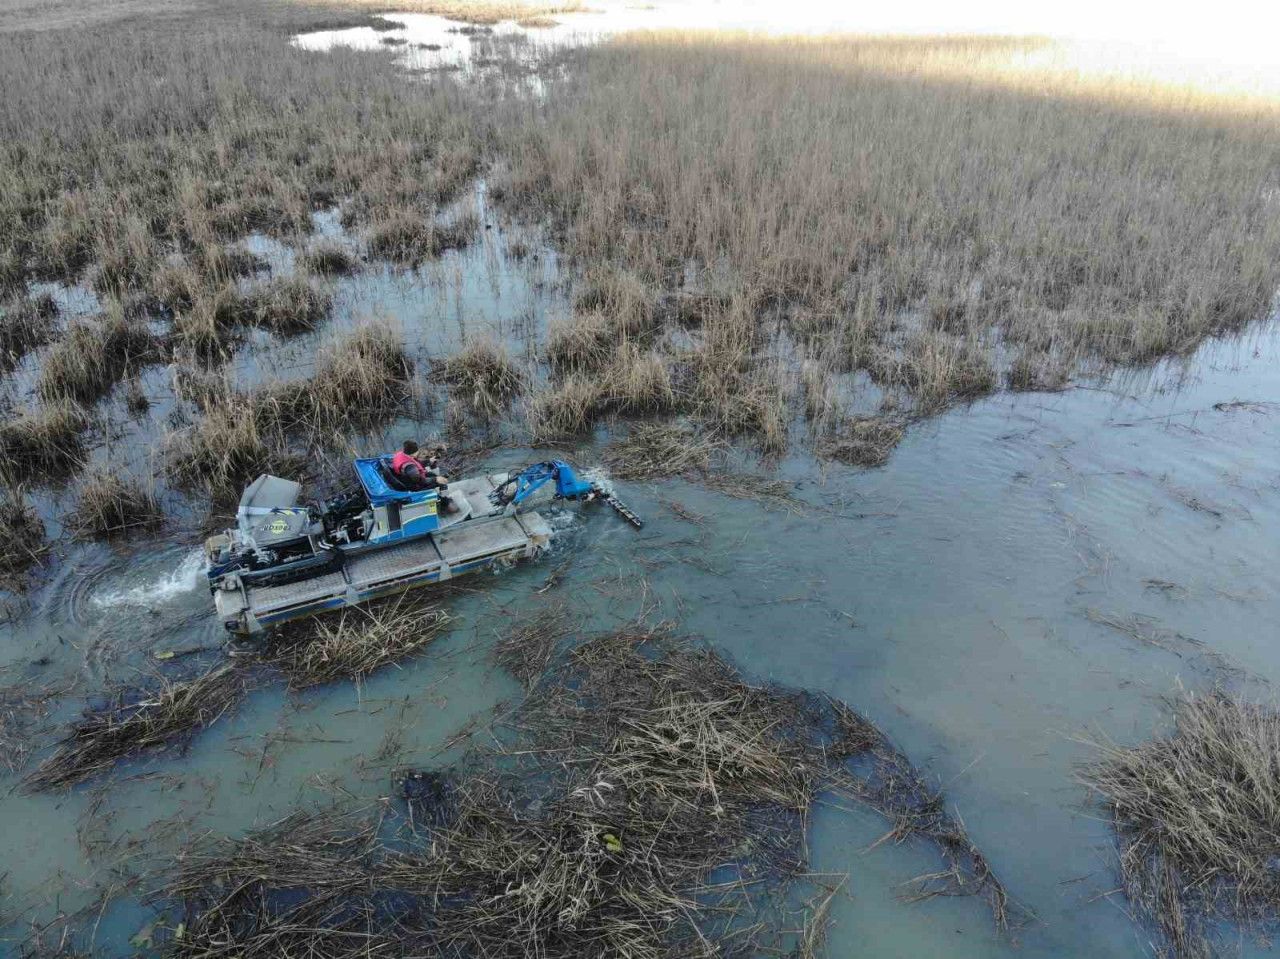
[390,440,458,513]
[391,440,431,485]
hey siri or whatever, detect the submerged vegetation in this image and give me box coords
[1083,690,1280,959]
[37,309,161,404]
[159,628,1013,957]
[25,666,245,791]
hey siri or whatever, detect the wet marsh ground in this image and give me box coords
[2,1,1280,956]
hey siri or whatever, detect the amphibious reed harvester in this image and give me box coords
[205,457,641,635]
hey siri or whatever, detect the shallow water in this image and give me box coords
[4,19,1280,959]
[5,240,1280,955]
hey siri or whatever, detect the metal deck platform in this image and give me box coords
[214,508,553,634]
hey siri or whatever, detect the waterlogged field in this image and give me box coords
[1,2,1279,957]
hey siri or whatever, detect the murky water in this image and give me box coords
[4,14,1280,959]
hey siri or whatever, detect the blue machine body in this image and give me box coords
[354,456,442,545]
[498,460,595,507]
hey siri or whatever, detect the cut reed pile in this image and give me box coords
[158,628,1016,957]
[0,401,89,478]
[24,665,245,791]
[0,488,47,581]
[263,597,453,689]
[68,473,164,539]
[817,416,905,467]
[436,337,524,418]
[603,421,723,480]
[1082,690,1280,959]
[491,602,575,688]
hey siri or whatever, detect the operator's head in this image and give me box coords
[403,440,419,455]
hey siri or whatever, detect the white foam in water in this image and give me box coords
[90,549,206,609]
[582,467,615,498]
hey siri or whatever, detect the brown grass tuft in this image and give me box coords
[38,309,163,405]
[257,320,414,436]
[69,473,164,539]
[573,267,656,338]
[243,275,333,335]
[0,292,57,369]
[544,311,613,371]
[367,208,473,263]
[1082,690,1280,959]
[164,397,299,502]
[601,342,675,414]
[436,337,524,418]
[528,373,603,439]
[0,401,90,477]
[299,242,361,276]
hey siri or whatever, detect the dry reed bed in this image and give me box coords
[603,421,723,480]
[1082,690,1280,959]
[0,17,482,331]
[24,665,246,791]
[158,628,1015,957]
[263,596,453,689]
[291,0,588,24]
[493,34,1280,444]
